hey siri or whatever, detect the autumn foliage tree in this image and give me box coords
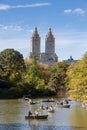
[66,52,87,102]
[48,62,69,93]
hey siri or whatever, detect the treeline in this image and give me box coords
[0,49,68,99]
[0,49,87,102]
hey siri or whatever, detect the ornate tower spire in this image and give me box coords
[46,28,54,39]
[30,27,40,58]
[32,26,39,38]
[45,28,55,54]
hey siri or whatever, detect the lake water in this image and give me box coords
[0,99,87,130]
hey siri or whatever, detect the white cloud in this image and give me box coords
[73,8,85,15]
[0,4,10,10]
[0,24,23,31]
[12,3,51,8]
[0,3,51,10]
[64,9,72,14]
[64,8,85,16]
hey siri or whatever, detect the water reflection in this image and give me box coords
[69,102,87,128]
[0,123,86,130]
[0,100,87,130]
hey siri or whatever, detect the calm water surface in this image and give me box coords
[0,99,87,130]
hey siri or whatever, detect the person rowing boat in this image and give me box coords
[28,110,32,116]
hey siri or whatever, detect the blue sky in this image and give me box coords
[0,0,87,61]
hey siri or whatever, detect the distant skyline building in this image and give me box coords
[63,56,77,64]
[29,27,58,66]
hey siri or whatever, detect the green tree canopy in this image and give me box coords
[26,57,40,83]
[0,48,26,80]
[50,61,69,73]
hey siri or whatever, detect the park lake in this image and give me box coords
[0,98,87,130]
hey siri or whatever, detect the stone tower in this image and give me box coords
[29,27,58,66]
[29,27,40,59]
[45,28,55,54]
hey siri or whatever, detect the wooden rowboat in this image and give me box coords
[47,109,55,113]
[30,101,37,104]
[56,104,70,108]
[42,99,55,102]
[25,115,48,119]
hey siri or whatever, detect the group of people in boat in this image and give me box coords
[28,99,37,104]
[55,99,69,106]
[28,110,39,116]
[28,104,54,116]
[40,104,54,110]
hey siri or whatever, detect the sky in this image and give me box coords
[0,0,87,61]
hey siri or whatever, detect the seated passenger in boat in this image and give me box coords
[56,102,59,106]
[51,98,54,101]
[28,110,32,116]
[46,105,49,110]
[60,102,63,105]
[29,99,33,103]
[64,99,69,104]
[49,105,53,110]
[35,110,39,116]
[40,105,44,110]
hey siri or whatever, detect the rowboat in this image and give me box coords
[25,115,48,119]
[47,109,55,113]
[42,99,55,102]
[29,101,37,104]
[56,104,70,108]
[28,99,37,105]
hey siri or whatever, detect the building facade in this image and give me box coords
[29,27,58,66]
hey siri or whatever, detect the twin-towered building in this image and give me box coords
[29,27,58,66]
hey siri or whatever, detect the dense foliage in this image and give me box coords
[0,49,26,98]
[66,52,87,102]
[0,51,55,98]
[1,48,87,101]
[0,49,25,80]
[48,62,69,92]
